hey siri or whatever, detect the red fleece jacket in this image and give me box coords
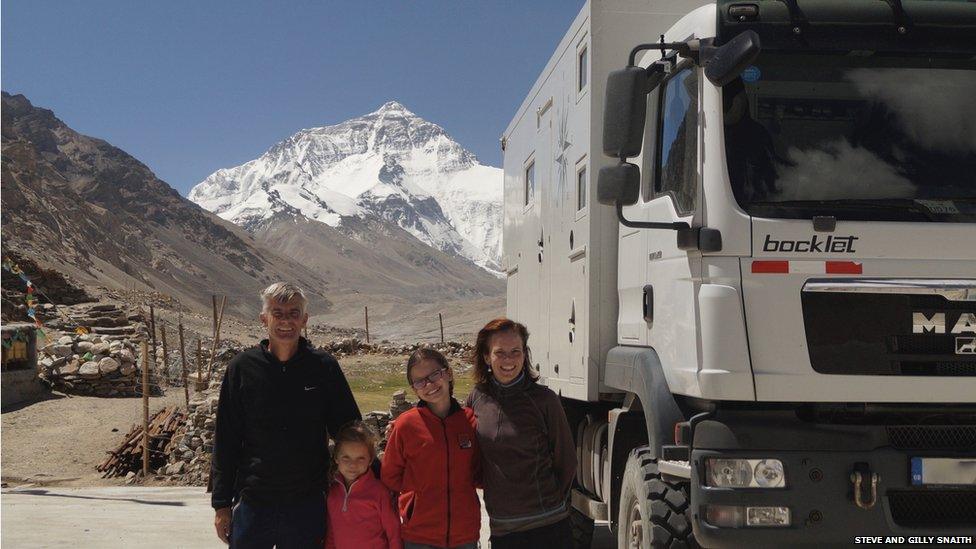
[381,400,481,547]
[325,472,402,549]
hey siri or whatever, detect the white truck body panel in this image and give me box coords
[503,0,709,401]
[506,0,975,405]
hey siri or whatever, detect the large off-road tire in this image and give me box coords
[570,506,595,549]
[617,446,699,549]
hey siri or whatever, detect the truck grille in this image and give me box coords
[888,490,976,528]
[886,426,976,450]
[801,288,976,376]
[899,361,976,377]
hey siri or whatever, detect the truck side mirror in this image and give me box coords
[597,162,640,206]
[603,66,657,158]
[704,30,761,86]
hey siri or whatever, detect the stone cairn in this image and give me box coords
[38,303,157,397]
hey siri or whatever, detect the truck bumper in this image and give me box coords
[688,411,976,548]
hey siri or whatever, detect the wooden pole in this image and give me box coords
[196,339,203,383]
[439,313,445,344]
[149,306,158,374]
[160,324,169,386]
[206,297,227,377]
[141,339,149,477]
[217,296,227,350]
[211,295,218,337]
[364,306,370,344]
[179,321,188,407]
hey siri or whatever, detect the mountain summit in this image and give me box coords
[189,102,502,272]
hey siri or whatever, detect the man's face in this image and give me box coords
[259,297,308,346]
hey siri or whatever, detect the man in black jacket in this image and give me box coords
[211,283,361,548]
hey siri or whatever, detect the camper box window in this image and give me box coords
[524,160,535,206]
[577,164,587,211]
[578,45,588,92]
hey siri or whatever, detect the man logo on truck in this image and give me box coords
[913,312,976,334]
[762,234,859,253]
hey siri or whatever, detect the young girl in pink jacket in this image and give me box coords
[325,422,402,549]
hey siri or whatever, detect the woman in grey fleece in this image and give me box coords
[465,318,577,549]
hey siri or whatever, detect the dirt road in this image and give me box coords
[1,392,184,487]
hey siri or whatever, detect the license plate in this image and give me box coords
[910,457,976,486]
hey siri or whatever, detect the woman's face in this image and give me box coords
[410,358,452,405]
[486,330,525,385]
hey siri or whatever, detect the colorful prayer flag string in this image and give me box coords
[2,256,86,337]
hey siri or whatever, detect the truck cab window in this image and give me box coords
[655,67,699,214]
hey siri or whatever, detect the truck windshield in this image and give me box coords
[724,52,976,223]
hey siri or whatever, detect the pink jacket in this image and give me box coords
[325,472,403,549]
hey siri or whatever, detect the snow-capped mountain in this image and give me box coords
[189,101,502,272]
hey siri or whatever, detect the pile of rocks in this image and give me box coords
[389,390,414,419]
[320,338,474,363]
[163,390,219,483]
[38,331,157,397]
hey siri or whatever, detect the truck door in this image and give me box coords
[620,63,703,394]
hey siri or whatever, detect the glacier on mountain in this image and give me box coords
[189,101,502,273]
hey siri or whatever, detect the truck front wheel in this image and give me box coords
[617,447,698,549]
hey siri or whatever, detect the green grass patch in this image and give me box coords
[342,354,476,413]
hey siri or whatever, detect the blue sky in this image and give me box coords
[2,1,585,196]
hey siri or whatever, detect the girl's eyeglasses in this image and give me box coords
[411,368,448,390]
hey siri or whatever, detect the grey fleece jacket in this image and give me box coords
[465,375,577,536]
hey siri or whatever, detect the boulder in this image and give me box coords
[50,345,74,358]
[79,361,101,378]
[92,342,111,355]
[61,358,81,375]
[98,357,120,375]
[120,364,138,377]
[74,341,94,353]
[57,336,74,345]
[118,349,135,363]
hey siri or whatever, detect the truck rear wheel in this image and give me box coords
[617,447,698,549]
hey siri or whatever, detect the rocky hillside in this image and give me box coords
[1,92,329,316]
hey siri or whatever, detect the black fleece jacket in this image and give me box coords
[210,338,361,509]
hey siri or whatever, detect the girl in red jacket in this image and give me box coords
[382,348,481,549]
[326,422,403,549]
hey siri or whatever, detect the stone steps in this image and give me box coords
[89,325,140,336]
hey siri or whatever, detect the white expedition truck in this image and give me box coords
[501,0,976,547]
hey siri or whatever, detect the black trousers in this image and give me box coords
[230,492,326,549]
[489,517,572,549]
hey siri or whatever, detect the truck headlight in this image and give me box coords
[705,458,786,488]
[754,459,785,488]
